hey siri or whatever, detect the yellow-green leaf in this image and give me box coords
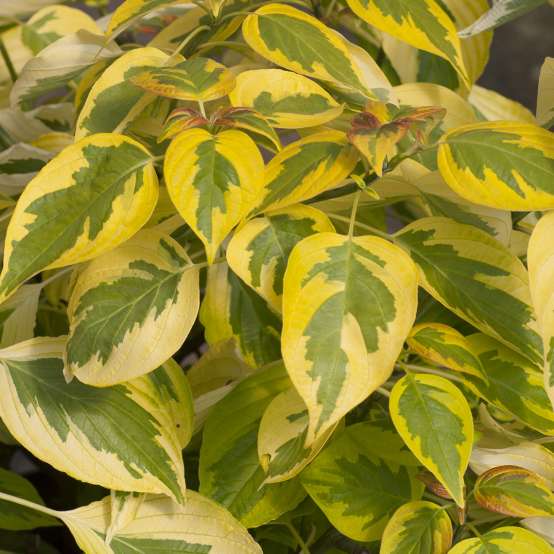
[227,204,334,313]
[212,107,281,153]
[390,373,473,507]
[75,47,169,140]
[65,229,199,386]
[0,284,41,349]
[380,501,453,554]
[529,211,554,409]
[448,526,553,554]
[0,338,188,502]
[253,131,359,214]
[199,363,306,528]
[474,466,554,518]
[229,69,344,129]
[459,334,554,436]
[448,527,552,554]
[21,4,99,55]
[131,57,236,102]
[258,387,335,484]
[187,340,254,434]
[408,322,487,382]
[300,422,423,542]
[60,492,262,553]
[345,0,469,85]
[282,232,418,443]
[242,4,392,101]
[200,263,281,367]
[395,217,543,366]
[0,133,158,304]
[394,83,477,130]
[470,442,554,488]
[106,0,181,38]
[538,58,554,128]
[469,85,536,123]
[522,517,554,547]
[438,122,554,210]
[0,143,52,195]
[10,30,122,112]
[164,128,264,263]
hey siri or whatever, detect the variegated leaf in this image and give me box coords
[522,517,554,547]
[394,83,477,131]
[66,229,199,386]
[164,128,264,263]
[396,217,543,366]
[408,322,487,382]
[300,422,423,542]
[438,122,554,210]
[390,373,473,507]
[0,338,188,502]
[459,0,547,37]
[60,492,262,553]
[149,4,242,56]
[258,387,335,484]
[75,47,169,140]
[470,85,536,123]
[212,107,281,153]
[348,104,446,176]
[449,526,553,554]
[10,31,122,112]
[0,143,52,195]
[474,466,554,518]
[538,58,554,128]
[0,133,159,304]
[242,4,392,100]
[0,0,63,17]
[470,442,554,488]
[345,0,469,85]
[460,334,554,436]
[107,0,181,38]
[529,211,554,409]
[131,57,236,102]
[380,501,453,554]
[0,467,59,531]
[187,340,254,434]
[200,263,281,367]
[0,284,41,349]
[199,363,306,528]
[253,131,359,214]
[21,5,99,55]
[227,204,334,313]
[448,527,552,554]
[282,233,418,443]
[381,0,492,92]
[412,171,512,245]
[229,69,344,129]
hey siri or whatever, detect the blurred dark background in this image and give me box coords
[479,4,554,110]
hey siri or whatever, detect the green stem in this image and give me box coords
[0,492,61,519]
[0,37,17,82]
[198,100,207,118]
[348,191,361,238]
[40,266,74,289]
[327,213,392,241]
[170,25,211,58]
[397,362,465,384]
[284,521,310,554]
[376,387,390,398]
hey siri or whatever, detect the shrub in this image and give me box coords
[0,0,553,552]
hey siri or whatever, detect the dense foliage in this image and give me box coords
[0,0,553,552]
